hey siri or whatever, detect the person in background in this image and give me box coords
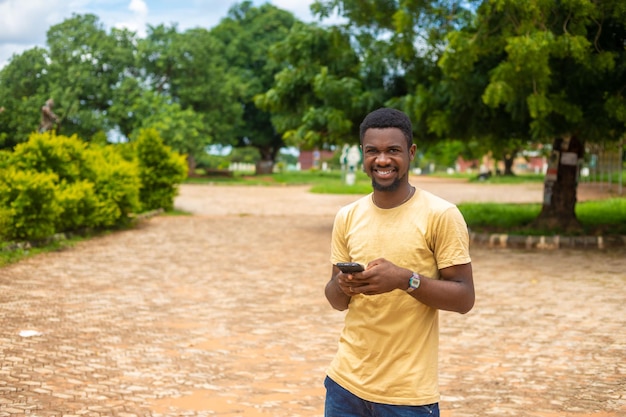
[324,107,475,417]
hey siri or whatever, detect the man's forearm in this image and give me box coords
[325,278,351,311]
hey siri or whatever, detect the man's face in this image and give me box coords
[361,127,416,192]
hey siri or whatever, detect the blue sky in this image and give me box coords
[0,0,324,69]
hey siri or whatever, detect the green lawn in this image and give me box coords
[458,199,626,236]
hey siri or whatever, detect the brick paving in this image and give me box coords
[0,179,624,416]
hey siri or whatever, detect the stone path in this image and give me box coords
[0,178,624,416]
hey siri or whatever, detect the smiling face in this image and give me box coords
[362,127,416,192]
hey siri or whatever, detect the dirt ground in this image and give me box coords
[0,177,624,417]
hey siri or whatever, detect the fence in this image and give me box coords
[582,141,624,196]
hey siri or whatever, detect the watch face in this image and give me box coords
[408,274,421,291]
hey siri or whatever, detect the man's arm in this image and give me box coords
[346,259,475,314]
[325,265,362,311]
[409,263,474,314]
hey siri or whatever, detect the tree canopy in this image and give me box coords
[1,0,624,186]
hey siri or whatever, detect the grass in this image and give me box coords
[458,198,626,236]
[186,169,373,194]
[0,235,82,267]
[2,171,624,266]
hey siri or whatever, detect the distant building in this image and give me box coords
[298,149,334,170]
[456,153,546,175]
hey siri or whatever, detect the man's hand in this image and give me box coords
[348,258,410,295]
[335,270,369,296]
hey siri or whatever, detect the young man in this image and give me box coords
[325,108,475,417]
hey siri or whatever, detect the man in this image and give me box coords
[39,98,59,133]
[324,108,475,417]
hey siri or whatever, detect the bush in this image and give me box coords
[0,133,142,240]
[83,146,141,228]
[0,129,187,242]
[55,180,99,231]
[0,168,61,241]
[12,132,88,183]
[134,128,187,211]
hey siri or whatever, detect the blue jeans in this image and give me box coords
[324,376,440,417]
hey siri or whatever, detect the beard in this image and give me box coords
[371,172,406,192]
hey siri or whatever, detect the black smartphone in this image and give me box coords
[335,262,364,273]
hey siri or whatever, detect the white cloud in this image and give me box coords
[0,0,65,43]
[128,0,147,15]
[272,0,315,21]
[112,0,149,35]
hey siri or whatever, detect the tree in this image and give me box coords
[439,0,626,231]
[311,0,476,147]
[0,48,51,147]
[255,22,371,152]
[45,14,138,140]
[211,1,298,174]
[137,24,242,169]
[314,0,625,232]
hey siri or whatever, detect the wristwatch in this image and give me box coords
[406,272,421,293]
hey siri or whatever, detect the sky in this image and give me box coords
[0,0,324,69]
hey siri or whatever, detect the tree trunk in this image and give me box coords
[502,152,515,176]
[254,146,277,175]
[186,155,196,177]
[255,160,274,174]
[532,135,584,232]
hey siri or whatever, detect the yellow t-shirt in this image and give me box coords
[328,187,471,405]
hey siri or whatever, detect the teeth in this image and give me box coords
[377,170,393,175]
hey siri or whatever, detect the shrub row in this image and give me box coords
[0,128,187,242]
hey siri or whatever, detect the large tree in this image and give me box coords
[136,24,241,170]
[312,0,476,146]
[439,0,626,231]
[137,24,241,145]
[211,1,298,174]
[255,22,370,150]
[45,14,138,140]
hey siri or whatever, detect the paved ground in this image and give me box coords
[0,178,624,417]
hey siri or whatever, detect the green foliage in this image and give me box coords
[442,0,626,142]
[129,95,207,158]
[45,14,138,139]
[55,180,99,231]
[0,168,61,241]
[0,131,188,241]
[576,198,626,235]
[420,140,470,169]
[211,2,299,169]
[137,24,241,151]
[230,146,261,164]
[459,202,541,232]
[12,132,88,182]
[0,150,11,169]
[459,198,626,236]
[255,22,370,149]
[134,128,188,211]
[82,145,141,227]
[0,47,51,147]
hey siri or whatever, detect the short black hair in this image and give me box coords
[359,108,413,148]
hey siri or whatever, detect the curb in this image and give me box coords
[470,231,626,250]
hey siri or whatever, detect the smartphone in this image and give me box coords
[335,262,364,273]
